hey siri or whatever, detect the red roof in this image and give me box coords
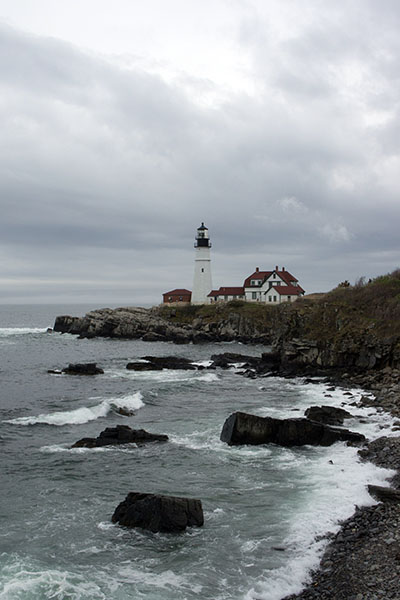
[243,271,272,287]
[265,285,304,296]
[163,289,192,296]
[278,271,297,285]
[244,268,298,287]
[208,287,245,297]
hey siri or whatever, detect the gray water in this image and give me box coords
[0,305,395,600]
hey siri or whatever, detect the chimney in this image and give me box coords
[275,265,279,271]
[256,267,259,272]
[282,266,285,271]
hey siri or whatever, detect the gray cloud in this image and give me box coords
[0,4,399,303]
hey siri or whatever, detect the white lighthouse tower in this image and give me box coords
[192,222,213,304]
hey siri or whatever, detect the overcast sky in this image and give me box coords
[1,0,399,304]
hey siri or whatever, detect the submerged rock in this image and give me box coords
[220,411,365,447]
[112,492,204,533]
[62,363,104,375]
[304,405,352,426]
[72,425,168,448]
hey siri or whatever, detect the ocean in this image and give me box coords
[0,304,396,600]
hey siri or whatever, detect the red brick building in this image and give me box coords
[162,289,192,304]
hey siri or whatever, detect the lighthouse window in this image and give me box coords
[201,268,204,272]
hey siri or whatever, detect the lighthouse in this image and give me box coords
[192,223,213,304]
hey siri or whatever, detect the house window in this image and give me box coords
[252,292,257,300]
[273,296,277,302]
[179,296,183,301]
[251,280,257,286]
[273,273,276,279]
[224,295,228,301]
[168,297,172,302]
[268,296,272,302]
[287,296,291,301]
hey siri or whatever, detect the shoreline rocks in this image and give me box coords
[304,405,352,426]
[283,435,400,600]
[112,492,204,533]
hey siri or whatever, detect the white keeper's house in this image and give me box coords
[207,266,305,304]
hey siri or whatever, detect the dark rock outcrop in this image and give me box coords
[62,363,104,375]
[210,352,262,368]
[54,307,194,343]
[111,492,204,533]
[72,425,168,448]
[210,352,281,374]
[304,405,352,426]
[220,411,365,447]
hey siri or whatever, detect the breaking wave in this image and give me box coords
[4,392,144,426]
[0,327,46,337]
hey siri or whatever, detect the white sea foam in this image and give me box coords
[0,557,108,600]
[107,368,219,384]
[4,392,144,426]
[256,379,397,440]
[117,566,202,594]
[0,327,46,337]
[244,444,395,600]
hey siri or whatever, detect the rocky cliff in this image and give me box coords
[53,303,275,344]
[54,270,400,373]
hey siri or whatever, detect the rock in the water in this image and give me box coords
[126,362,163,371]
[62,363,104,375]
[142,356,197,370]
[72,425,168,448]
[111,492,204,533]
[304,405,352,426]
[114,407,135,417]
[220,411,365,447]
[126,356,197,371]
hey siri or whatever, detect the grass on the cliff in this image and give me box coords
[303,269,400,339]
[158,269,400,342]
[158,300,274,326]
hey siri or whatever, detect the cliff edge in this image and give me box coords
[54,270,400,373]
